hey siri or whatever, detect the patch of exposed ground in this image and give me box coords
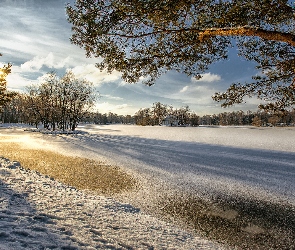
[0,141,137,195]
[158,192,295,249]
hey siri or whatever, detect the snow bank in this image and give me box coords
[0,157,222,249]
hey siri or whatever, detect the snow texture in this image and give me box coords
[71,124,295,206]
[0,157,220,250]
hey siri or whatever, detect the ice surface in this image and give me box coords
[73,125,295,205]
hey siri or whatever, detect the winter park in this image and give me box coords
[1,0,295,249]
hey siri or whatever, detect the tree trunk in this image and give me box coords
[198,27,295,47]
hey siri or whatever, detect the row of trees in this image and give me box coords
[0,71,97,131]
[76,102,199,126]
[80,111,134,125]
[3,93,295,128]
[132,103,295,127]
[199,110,295,127]
[67,104,295,127]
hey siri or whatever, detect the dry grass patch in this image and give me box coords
[0,142,136,195]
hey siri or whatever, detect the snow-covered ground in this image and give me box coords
[0,157,221,250]
[68,124,295,206]
[1,124,295,249]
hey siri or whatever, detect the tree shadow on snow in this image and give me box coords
[67,132,295,249]
[74,132,295,200]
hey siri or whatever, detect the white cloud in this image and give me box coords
[70,64,121,86]
[5,64,39,91]
[116,104,130,110]
[21,52,71,72]
[94,102,111,112]
[6,76,28,91]
[167,84,220,108]
[103,94,124,101]
[191,73,221,83]
[180,86,189,93]
[119,75,150,86]
[118,80,129,86]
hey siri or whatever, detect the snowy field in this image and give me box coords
[73,124,295,205]
[0,124,295,249]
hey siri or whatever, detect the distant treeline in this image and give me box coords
[130,103,295,127]
[2,100,295,127]
[199,110,295,127]
[80,102,295,127]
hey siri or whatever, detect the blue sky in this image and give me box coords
[0,0,269,115]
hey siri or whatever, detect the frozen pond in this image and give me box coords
[71,124,295,205]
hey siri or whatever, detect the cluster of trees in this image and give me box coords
[68,102,199,126]
[80,111,134,125]
[132,103,295,127]
[199,109,295,127]
[4,88,295,127]
[77,102,199,126]
[133,102,199,126]
[1,71,97,131]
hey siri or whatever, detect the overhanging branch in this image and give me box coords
[110,26,295,47]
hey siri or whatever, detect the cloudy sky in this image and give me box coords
[0,0,268,115]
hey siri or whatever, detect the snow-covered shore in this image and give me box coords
[0,157,221,249]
